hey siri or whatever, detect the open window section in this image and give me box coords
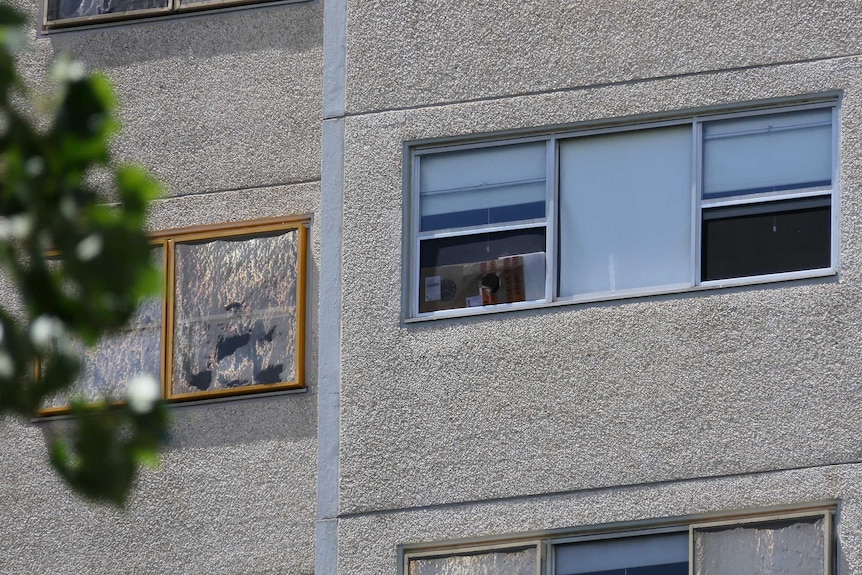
[700,108,834,282]
[38,217,307,415]
[409,102,837,319]
[416,141,548,315]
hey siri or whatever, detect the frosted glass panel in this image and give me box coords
[694,517,825,575]
[44,247,163,409]
[555,532,688,575]
[558,125,693,297]
[419,142,546,231]
[409,547,537,575]
[703,108,832,198]
[172,230,299,396]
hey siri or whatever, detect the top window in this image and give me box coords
[43,0,289,29]
[408,102,838,319]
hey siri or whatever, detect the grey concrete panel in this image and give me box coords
[14,0,322,198]
[344,0,862,115]
[0,393,316,575]
[336,463,862,575]
[336,57,862,515]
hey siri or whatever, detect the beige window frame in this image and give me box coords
[38,216,308,416]
[42,0,306,30]
[399,505,835,575]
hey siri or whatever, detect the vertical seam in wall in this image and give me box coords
[319,0,347,573]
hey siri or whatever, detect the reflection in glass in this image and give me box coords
[171,230,299,397]
[47,0,168,21]
[409,547,537,575]
[43,247,164,410]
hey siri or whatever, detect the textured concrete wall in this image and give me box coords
[1,0,322,573]
[338,465,862,574]
[337,54,862,516]
[344,0,862,114]
[335,0,862,548]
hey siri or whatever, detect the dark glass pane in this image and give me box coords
[48,0,168,21]
[629,562,689,575]
[702,198,830,281]
[418,228,546,313]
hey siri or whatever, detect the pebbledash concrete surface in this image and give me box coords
[2,1,861,574]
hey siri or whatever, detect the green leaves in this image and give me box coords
[0,7,169,506]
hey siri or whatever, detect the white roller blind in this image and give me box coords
[558,125,693,297]
[419,141,546,217]
[703,108,832,198]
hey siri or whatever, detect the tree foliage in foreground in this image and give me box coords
[0,6,168,506]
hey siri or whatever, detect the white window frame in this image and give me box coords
[406,99,840,321]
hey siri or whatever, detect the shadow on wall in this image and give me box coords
[45,0,322,69]
[38,390,317,452]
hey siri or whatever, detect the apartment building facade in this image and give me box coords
[3,1,862,574]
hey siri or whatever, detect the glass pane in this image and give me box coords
[419,142,546,231]
[172,230,299,396]
[703,108,832,199]
[47,0,169,21]
[409,547,537,575]
[418,228,546,313]
[555,532,689,575]
[694,516,825,575]
[701,197,831,281]
[43,247,164,409]
[558,125,693,298]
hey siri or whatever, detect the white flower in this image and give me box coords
[51,57,85,83]
[30,315,59,348]
[76,234,102,261]
[126,374,160,413]
[0,351,14,378]
[0,214,33,240]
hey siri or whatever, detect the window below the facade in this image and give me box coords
[408,101,838,320]
[40,217,307,415]
[42,0,300,29]
[402,508,834,575]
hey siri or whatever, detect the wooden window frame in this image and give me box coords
[38,215,308,416]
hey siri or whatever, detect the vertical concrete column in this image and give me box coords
[318,0,348,573]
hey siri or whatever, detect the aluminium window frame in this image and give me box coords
[406,99,840,322]
[37,215,308,417]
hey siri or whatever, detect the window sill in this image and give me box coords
[404,268,838,323]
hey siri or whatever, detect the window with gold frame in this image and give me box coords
[39,216,307,415]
